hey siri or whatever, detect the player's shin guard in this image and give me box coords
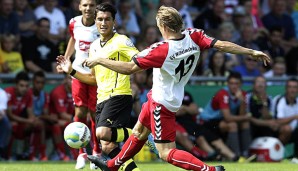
[107,135,146,171]
[108,147,140,171]
[167,149,216,171]
[110,127,132,142]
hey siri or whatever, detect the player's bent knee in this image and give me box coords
[132,127,150,140]
[96,127,111,140]
[227,122,238,131]
[158,149,171,161]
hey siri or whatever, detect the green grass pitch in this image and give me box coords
[0,161,298,171]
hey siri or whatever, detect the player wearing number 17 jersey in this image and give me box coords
[80,6,270,171]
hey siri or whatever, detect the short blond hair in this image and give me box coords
[156,5,183,33]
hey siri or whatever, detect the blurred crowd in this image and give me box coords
[0,0,298,78]
[0,0,298,162]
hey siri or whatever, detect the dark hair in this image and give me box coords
[15,71,29,83]
[227,71,242,82]
[94,2,117,20]
[37,17,50,26]
[208,50,227,76]
[269,26,283,34]
[33,71,45,80]
[286,77,298,86]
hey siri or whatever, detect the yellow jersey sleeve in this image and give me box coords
[118,35,139,61]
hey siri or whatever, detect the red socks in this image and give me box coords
[106,135,215,171]
[191,146,208,158]
[90,116,101,154]
[167,149,215,171]
[107,135,146,171]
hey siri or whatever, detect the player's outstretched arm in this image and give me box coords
[56,55,97,85]
[82,58,143,75]
[213,40,271,66]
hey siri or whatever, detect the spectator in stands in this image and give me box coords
[263,57,287,85]
[272,78,298,145]
[21,18,59,73]
[0,86,11,160]
[15,0,37,41]
[231,6,247,40]
[49,75,75,161]
[262,0,297,50]
[120,0,143,26]
[141,0,159,26]
[247,76,277,138]
[203,51,230,85]
[0,34,24,73]
[0,0,19,41]
[286,0,298,38]
[28,71,48,161]
[34,0,66,44]
[5,71,43,160]
[242,0,264,30]
[236,23,260,65]
[260,0,274,16]
[285,46,298,76]
[193,0,226,36]
[248,76,298,147]
[136,25,160,51]
[175,0,193,29]
[159,0,174,7]
[217,21,237,42]
[224,0,239,16]
[177,91,240,161]
[233,56,261,85]
[255,26,285,60]
[115,0,140,44]
[215,22,238,69]
[200,72,252,158]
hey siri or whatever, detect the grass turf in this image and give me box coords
[0,161,298,171]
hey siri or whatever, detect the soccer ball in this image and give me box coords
[250,136,284,162]
[64,122,91,149]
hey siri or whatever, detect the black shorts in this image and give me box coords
[201,120,225,139]
[251,124,277,139]
[177,119,219,142]
[95,95,132,128]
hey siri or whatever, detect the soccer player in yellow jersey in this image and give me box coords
[58,3,140,171]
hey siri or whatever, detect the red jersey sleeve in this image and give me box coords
[26,91,33,108]
[5,87,14,106]
[188,28,217,50]
[51,86,67,114]
[133,42,168,70]
[212,89,230,110]
[68,18,75,38]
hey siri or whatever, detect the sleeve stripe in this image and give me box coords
[132,57,141,67]
[210,39,218,48]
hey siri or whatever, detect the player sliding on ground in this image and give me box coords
[58,5,270,171]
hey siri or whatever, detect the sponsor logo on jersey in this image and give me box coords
[169,46,198,60]
[79,40,91,52]
[125,39,135,47]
